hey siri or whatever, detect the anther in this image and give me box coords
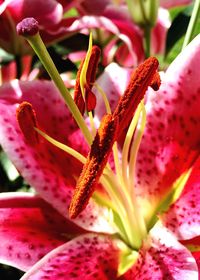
[69,114,118,219]
[16,102,39,146]
[16,17,39,37]
[74,45,101,115]
[150,71,161,91]
[112,57,160,137]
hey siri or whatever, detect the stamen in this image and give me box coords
[112,57,160,138]
[94,83,112,114]
[16,101,39,146]
[74,45,101,115]
[69,114,118,219]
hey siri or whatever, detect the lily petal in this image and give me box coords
[1,0,63,27]
[135,35,200,220]
[122,223,198,279]
[20,233,121,280]
[151,8,171,54]
[181,236,200,270]
[0,192,82,271]
[0,80,115,233]
[43,15,143,66]
[94,62,132,120]
[161,156,200,239]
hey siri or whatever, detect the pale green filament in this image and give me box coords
[94,83,112,114]
[128,102,147,238]
[94,83,124,185]
[112,142,124,186]
[88,111,96,137]
[35,128,86,164]
[80,32,93,101]
[129,101,146,190]
[122,102,143,191]
[103,171,143,248]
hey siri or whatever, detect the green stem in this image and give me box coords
[26,33,93,145]
[182,0,200,49]
[144,26,151,58]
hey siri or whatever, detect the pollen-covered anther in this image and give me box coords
[74,45,101,115]
[113,56,160,137]
[16,101,39,146]
[150,71,161,91]
[69,114,118,219]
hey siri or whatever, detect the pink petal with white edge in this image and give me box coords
[5,0,63,27]
[122,223,198,279]
[0,80,115,234]
[134,35,200,220]
[182,236,200,274]
[0,192,85,272]
[161,156,200,239]
[20,233,121,280]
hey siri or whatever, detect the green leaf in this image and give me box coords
[165,12,190,57]
[0,48,14,65]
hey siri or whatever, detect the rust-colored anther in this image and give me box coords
[69,114,118,219]
[16,101,39,146]
[112,57,160,137]
[74,45,101,115]
[150,71,161,91]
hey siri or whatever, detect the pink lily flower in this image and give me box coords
[72,0,192,65]
[0,0,64,54]
[0,34,199,279]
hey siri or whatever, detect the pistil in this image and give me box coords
[16,17,93,146]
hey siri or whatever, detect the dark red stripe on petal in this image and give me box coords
[16,101,39,146]
[113,57,160,138]
[69,114,118,219]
